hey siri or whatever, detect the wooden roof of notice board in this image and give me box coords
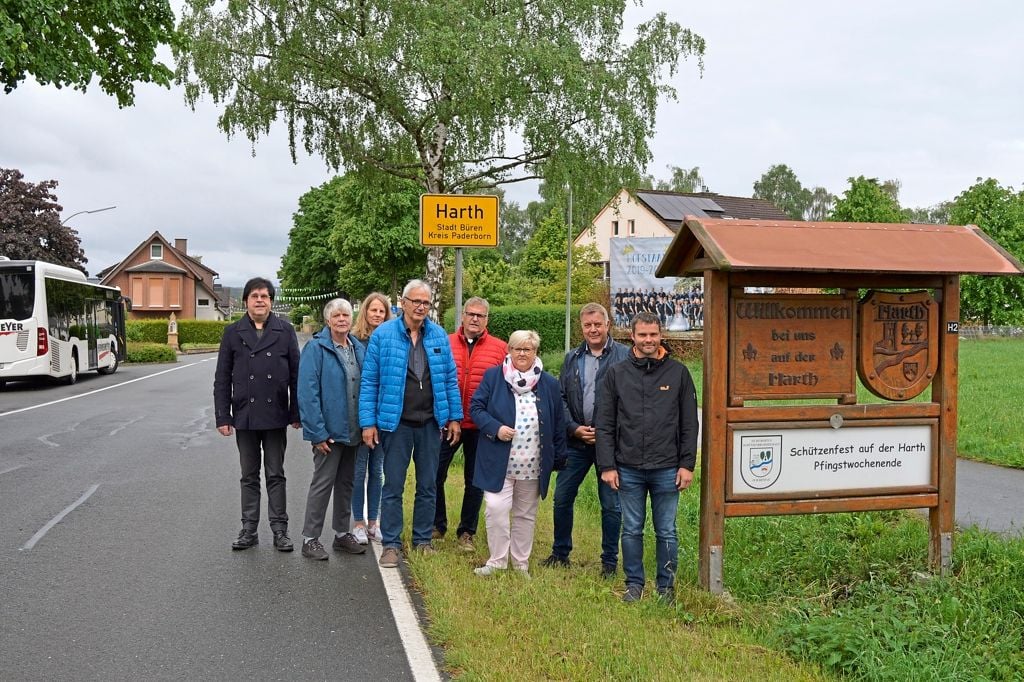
[655,218,1024,277]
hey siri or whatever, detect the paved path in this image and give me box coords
[955,458,1024,536]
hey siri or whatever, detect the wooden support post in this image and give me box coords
[930,277,959,574]
[698,270,729,593]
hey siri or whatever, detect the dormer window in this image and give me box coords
[150,244,163,259]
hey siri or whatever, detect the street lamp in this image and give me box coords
[61,205,116,225]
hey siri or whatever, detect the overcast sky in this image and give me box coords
[3,1,1022,286]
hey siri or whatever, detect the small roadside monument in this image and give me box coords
[656,218,1023,593]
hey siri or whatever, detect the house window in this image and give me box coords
[628,219,636,235]
[168,279,181,308]
[612,220,619,236]
[198,298,210,307]
[150,243,163,259]
[149,277,164,307]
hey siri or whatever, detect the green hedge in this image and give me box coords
[126,342,178,363]
[444,304,583,352]
[127,319,232,345]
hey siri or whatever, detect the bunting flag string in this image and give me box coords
[276,290,342,303]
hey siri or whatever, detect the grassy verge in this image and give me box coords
[409,465,1024,679]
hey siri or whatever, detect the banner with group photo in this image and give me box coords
[608,237,704,331]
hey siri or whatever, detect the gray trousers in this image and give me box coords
[302,442,358,539]
[237,428,288,532]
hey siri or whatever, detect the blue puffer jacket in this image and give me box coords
[298,328,365,444]
[358,315,463,432]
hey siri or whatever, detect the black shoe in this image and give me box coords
[656,587,675,605]
[601,563,616,579]
[622,584,644,603]
[541,554,570,568]
[273,530,294,552]
[333,533,367,554]
[232,529,258,550]
[302,538,329,560]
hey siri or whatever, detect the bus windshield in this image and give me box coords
[0,270,35,320]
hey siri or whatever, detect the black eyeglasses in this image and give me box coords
[403,297,430,309]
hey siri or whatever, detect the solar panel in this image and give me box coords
[637,192,724,221]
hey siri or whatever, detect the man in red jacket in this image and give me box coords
[434,296,507,551]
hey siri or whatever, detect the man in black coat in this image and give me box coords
[596,312,698,603]
[214,277,301,551]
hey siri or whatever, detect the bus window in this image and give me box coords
[0,270,34,320]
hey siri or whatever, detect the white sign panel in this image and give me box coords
[731,424,933,496]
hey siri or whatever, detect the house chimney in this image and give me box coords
[174,238,187,254]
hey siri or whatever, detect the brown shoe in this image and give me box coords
[379,547,401,568]
[302,538,328,561]
[414,543,437,556]
[457,532,475,553]
[431,528,444,540]
[332,533,367,554]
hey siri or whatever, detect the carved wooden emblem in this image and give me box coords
[858,291,938,400]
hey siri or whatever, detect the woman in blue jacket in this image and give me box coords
[471,330,566,577]
[297,298,366,561]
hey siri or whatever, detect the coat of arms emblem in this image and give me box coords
[858,291,938,400]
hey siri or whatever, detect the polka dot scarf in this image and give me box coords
[502,354,543,395]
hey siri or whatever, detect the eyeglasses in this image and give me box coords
[403,297,430,309]
[511,347,535,354]
[464,312,487,319]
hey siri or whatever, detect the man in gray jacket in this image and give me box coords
[596,312,698,603]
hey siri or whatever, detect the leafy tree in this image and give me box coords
[278,177,346,295]
[0,0,175,106]
[752,164,811,220]
[828,176,904,223]
[637,165,707,193]
[517,207,603,304]
[498,198,532,263]
[948,178,1024,325]
[805,186,835,221]
[0,168,86,271]
[176,0,705,310]
[905,202,951,225]
[330,173,424,302]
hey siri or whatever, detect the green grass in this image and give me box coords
[409,464,1024,680]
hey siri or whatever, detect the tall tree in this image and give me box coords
[1,0,175,106]
[0,168,86,271]
[176,0,705,311]
[828,176,904,223]
[905,202,952,225]
[752,164,811,220]
[278,177,346,294]
[805,186,835,221]
[657,165,706,193]
[948,178,1024,325]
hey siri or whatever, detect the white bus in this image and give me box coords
[0,258,129,388]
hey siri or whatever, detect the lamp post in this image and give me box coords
[61,205,116,225]
[565,182,573,354]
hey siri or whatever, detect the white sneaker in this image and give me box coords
[473,565,505,577]
[367,525,382,543]
[352,526,368,545]
[515,567,532,580]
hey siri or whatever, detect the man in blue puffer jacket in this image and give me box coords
[359,279,463,568]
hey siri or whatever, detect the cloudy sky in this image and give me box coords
[3,1,1022,285]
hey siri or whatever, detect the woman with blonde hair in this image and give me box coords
[470,330,566,577]
[350,292,391,543]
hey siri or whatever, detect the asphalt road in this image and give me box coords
[0,356,419,681]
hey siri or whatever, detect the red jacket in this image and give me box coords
[450,327,507,430]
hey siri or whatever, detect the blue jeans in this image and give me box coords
[551,444,621,566]
[618,465,680,591]
[351,443,384,524]
[434,429,483,537]
[379,420,442,549]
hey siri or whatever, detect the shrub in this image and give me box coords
[290,304,314,326]
[126,342,178,363]
[444,304,584,351]
[177,320,231,344]
[126,320,170,343]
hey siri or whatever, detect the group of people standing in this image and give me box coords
[214,276,698,602]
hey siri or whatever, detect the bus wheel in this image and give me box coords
[64,354,79,385]
[97,353,119,375]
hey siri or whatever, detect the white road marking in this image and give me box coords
[0,465,24,476]
[21,484,100,551]
[372,542,442,681]
[37,435,60,448]
[0,358,216,418]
